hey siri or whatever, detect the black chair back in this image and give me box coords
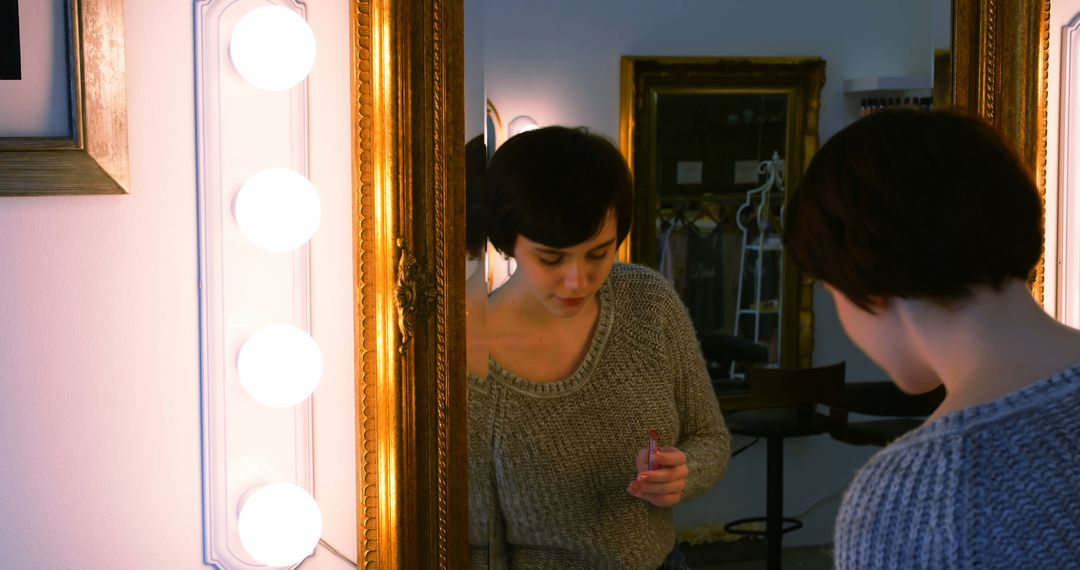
[746,361,846,405]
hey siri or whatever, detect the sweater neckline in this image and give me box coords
[488,275,616,397]
[889,357,1080,446]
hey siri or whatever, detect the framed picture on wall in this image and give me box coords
[0,0,129,195]
[0,0,22,80]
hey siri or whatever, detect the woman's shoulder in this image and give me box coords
[608,262,674,290]
[606,263,684,310]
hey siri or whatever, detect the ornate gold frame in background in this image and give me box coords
[618,56,825,372]
[350,1,1048,567]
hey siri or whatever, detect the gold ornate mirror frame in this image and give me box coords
[350,1,1047,567]
[350,0,467,566]
[954,0,1050,300]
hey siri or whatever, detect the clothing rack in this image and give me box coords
[730,151,785,379]
[656,194,744,235]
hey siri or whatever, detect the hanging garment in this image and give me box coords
[658,223,689,298]
[684,230,726,335]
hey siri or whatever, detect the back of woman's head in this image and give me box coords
[783,109,1042,310]
[482,126,633,256]
[465,134,488,259]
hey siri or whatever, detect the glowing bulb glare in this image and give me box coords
[508,115,540,138]
[237,324,322,407]
[229,6,316,91]
[237,484,322,567]
[234,167,321,252]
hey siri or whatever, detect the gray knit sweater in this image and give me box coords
[469,263,731,569]
[835,360,1080,569]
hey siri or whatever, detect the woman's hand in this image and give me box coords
[627,446,689,507]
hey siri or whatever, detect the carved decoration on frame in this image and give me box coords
[395,239,440,352]
[350,0,467,568]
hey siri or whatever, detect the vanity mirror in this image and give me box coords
[348,0,1048,566]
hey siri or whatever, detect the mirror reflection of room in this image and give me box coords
[467,0,953,567]
[621,56,825,385]
[652,93,788,377]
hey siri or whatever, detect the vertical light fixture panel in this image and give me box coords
[195,1,317,568]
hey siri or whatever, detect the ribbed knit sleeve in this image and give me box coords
[654,269,731,500]
[834,363,1080,570]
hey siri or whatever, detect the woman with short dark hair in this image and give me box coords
[784,109,1080,569]
[469,126,730,569]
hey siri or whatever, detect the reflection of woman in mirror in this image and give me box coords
[784,109,1080,568]
[469,126,731,568]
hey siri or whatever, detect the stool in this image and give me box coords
[722,361,845,570]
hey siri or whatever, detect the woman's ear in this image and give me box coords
[867,295,889,312]
[823,281,890,314]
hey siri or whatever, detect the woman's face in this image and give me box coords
[825,283,941,394]
[511,210,619,318]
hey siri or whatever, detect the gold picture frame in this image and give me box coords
[0,0,129,196]
[350,1,1049,566]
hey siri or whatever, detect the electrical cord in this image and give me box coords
[731,436,760,457]
[790,486,846,520]
[320,539,357,567]
[303,539,357,568]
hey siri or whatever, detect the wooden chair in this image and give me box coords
[721,361,845,570]
[825,382,946,446]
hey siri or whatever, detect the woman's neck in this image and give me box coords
[905,281,1080,421]
[490,273,598,328]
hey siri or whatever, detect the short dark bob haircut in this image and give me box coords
[783,109,1042,311]
[482,125,633,257]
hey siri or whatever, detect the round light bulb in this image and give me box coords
[237,324,323,407]
[234,167,321,253]
[237,484,322,567]
[507,115,539,138]
[229,5,317,91]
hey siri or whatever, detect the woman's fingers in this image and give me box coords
[650,447,686,468]
[636,477,687,495]
[636,462,689,484]
[626,480,684,507]
[635,446,649,472]
[627,445,690,507]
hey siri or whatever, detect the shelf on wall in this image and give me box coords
[842,76,932,93]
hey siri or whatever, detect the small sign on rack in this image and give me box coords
[734,160,759,184]
[676,160,703,185]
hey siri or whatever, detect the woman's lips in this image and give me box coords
[556,296,586,307]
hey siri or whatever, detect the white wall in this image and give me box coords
[0,1,356,567]
[465,0,485,141]
[479,0,937,546]
[1047,1,1080,323]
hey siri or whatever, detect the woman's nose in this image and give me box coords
[563,260,587,290]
